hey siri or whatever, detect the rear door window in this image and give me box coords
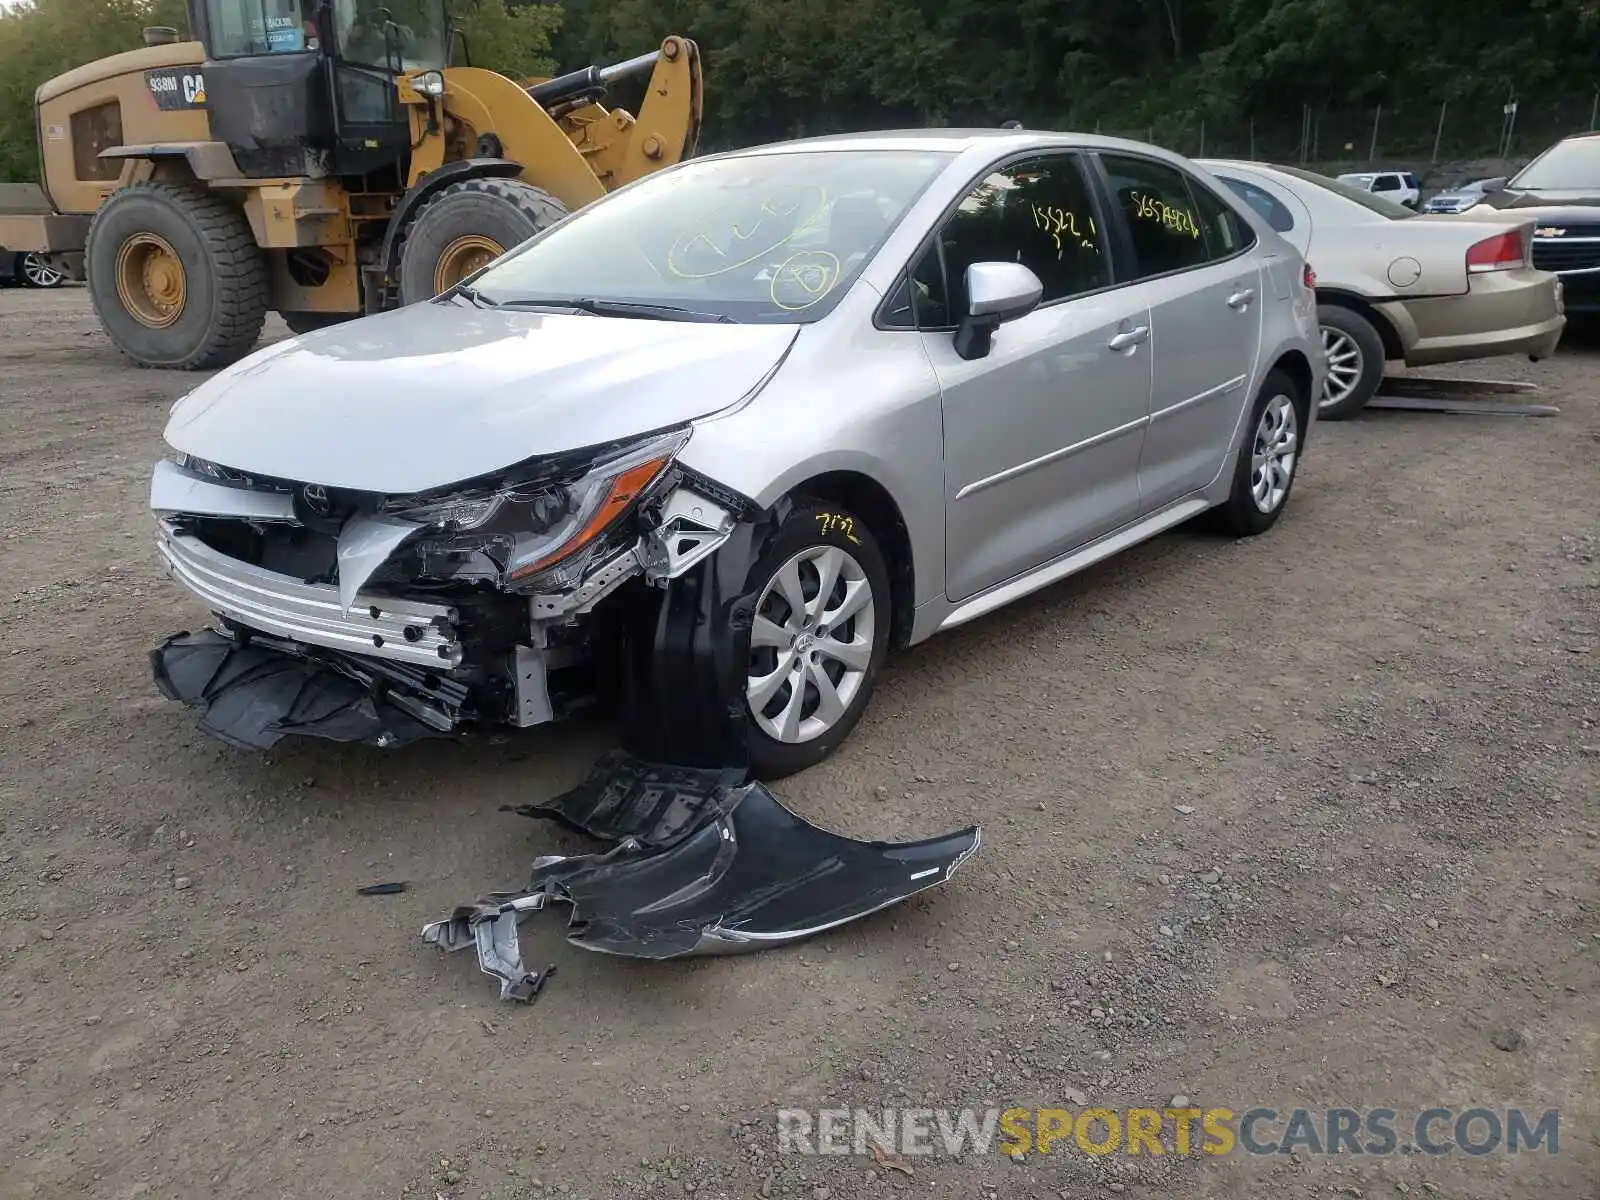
[1099,154,1251,278]
[1216,175,1295,233]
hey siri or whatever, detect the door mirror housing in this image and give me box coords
[954,262,1043,361]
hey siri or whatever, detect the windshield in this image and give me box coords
[1510,136,1600,190]
[333,0,448,70]
[1268,163,1414,219]
[464,149,955,323]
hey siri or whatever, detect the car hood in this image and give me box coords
[1481,188,1600,213]
[163,299,798,494]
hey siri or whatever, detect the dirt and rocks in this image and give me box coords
[0,286,1595,1200]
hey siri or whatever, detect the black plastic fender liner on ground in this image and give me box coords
[151,629,446,750]
[425,750,982,993]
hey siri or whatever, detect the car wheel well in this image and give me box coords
[1270,349,1315,427]
[1316,291,1404,361]
[787,471,915,650]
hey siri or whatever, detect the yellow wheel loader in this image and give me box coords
[0,0,702,369]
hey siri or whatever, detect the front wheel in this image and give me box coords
[742,503,893,779]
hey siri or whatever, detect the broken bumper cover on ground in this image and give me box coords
[152,629,455,749]
[422,751,982,997]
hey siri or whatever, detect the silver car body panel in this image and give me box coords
[149,457,296,523]
[682,134,1320,638]
[161,300,800,494]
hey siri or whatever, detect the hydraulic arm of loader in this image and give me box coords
[534,36,703,190]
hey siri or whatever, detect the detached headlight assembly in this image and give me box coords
[389,428,689,590]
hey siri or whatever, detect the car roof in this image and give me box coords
[709,127,1198,160]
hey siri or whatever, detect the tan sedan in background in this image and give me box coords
[1198,159,1565,419]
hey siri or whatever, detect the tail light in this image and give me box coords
[1466,230,1526,273]
[1302,262,1317,290]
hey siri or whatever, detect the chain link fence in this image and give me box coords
[1098,91,1600,188]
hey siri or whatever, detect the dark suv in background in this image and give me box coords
[1475,131,1600,314]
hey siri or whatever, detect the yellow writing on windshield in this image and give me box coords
[1130,191,1200,239]
[1032,203,1098,251]
[668,187,830,279]
[770,250,841,312]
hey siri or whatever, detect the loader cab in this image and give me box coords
[185,0,448,177]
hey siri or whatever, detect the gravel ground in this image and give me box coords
[0,287,1596,1200]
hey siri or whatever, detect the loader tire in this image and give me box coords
[85,182,268,371]
[396,177,569,305]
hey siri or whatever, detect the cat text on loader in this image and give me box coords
[0,0,702,370]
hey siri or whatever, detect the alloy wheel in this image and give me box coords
[21,253,62,288]
[746,544,876,744]
[1320,326,1362,409]
[1250,394,1299,514]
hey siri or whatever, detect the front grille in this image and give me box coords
[1531,239,1600,273]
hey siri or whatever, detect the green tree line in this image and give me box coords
[3,0,1598,181]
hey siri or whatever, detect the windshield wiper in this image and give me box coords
[447,284,497,308]
[495,297,738,324]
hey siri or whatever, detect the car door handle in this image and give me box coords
[1227,288,1256,309]
[1107,325,1149,351]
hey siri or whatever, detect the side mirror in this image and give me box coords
[953,262,1043,361]
[1481,177,1508,195]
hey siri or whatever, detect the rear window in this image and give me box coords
[1216,175,1295,232]
[1265,164,1415,219]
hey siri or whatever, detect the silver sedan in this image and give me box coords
[148,129,1324,777]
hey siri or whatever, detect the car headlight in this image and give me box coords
[387,428,690,590]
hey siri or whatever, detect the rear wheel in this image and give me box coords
[396,177,569,306]
[18,252,64,288]
[84,182,268,370]
[1206,367,1306,537]
[1317,304,1386,420]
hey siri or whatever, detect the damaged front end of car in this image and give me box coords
[148,425,751,751]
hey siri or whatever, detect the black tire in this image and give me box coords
[1316,303,1386,420]
[396,177,569,306]
[84,182,268,370]
[741,502,894,780]
[1205,367,1307,538]
[281,310,354,336]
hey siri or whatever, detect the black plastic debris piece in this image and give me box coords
[151,629,445,751]
[357,881,408,895]
[425,752,982,993]
[502,748,746,849]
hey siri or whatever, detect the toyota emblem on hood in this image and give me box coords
[301,484,330,514]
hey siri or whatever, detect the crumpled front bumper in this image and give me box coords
[422,751,983,997]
